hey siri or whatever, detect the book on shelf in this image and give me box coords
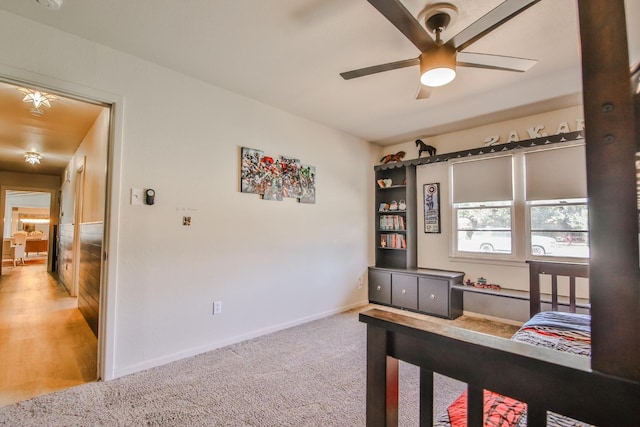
[380,233,406,249]
[379,214,406,231]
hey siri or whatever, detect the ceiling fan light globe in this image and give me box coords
[421,67,456,87]
[419,46,457,87]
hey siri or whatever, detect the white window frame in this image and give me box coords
[451,143,588,263]
[525,198,590,261]
[450,153,519,261]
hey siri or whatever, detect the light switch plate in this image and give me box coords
[130,188,144,205]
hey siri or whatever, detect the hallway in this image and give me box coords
[0,259,97,407]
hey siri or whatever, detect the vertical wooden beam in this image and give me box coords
[419,368,433,427]
[577,0,640,380]
[569,276,576,312]
[551,275,558,311]
[528,261,541,317]
[385,356,399,425]
[467,385,483,427]
[366,325,399,426]
[526,405,547,427]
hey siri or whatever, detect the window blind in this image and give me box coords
[452,155,513,203]
[525,144,587,201]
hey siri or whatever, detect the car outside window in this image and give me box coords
[529,199,589,259]
[456,202,512,255]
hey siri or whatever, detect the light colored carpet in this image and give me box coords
[0,306,518,426]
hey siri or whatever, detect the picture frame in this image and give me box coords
[240,147,265,194]
[298,164,316,204]
[240,147,316,204]
[423,183,441,233]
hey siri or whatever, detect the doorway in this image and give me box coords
[2,190,51,269]
[0,79,110,406]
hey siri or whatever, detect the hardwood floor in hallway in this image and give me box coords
[0,258,97,407]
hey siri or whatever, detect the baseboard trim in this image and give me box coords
[113,299,369,379]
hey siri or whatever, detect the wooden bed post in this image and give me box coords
[577,0,640,380]
[366,325,399,427]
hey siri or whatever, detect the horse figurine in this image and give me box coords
[380,151,406,164]
[416,139,437,157]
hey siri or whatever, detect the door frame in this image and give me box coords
[71,158,86,297]
[0,63,124,382]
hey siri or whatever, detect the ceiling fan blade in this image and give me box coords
[367,0,436,52]
[445,0,542,52]
[340,57,419,80]
[457,52,537,72]
[415,84,432,100]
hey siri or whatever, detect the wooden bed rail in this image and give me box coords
[359,308,640,427]
[527,261,589,318]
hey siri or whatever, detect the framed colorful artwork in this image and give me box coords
[240,147,264,194]
[298,165,316,204]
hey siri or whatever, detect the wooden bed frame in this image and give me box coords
[360,2,640,426]
[527,261,589,317]
[360,260,639,426]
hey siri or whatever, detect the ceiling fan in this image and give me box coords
[340,0,541,99]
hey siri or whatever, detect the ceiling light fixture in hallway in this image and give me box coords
[17,87,57,116]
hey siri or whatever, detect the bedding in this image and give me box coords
[434,312,592,427]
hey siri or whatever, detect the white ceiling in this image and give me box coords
[0,0,638,165]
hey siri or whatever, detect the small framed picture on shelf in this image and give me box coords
[423,183,441,233]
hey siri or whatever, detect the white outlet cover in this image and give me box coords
[213,301,222,314]
[130,188,144,205]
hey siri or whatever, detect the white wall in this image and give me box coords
[60,107,110,225]
[0,10,377,378]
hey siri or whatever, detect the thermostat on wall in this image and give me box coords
[145,189,155,205]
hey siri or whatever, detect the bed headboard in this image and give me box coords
[527,261,589,317]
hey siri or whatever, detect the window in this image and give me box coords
[525,144,589,259]
[451,143,589,261]
[452,155,514,258]
[529,199,589,258]
[457,202,513,254]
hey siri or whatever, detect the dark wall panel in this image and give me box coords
[78,222,103,337]
[57,223,74,293]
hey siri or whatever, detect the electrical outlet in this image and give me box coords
[358,276,363,289]
[213,300,222,315]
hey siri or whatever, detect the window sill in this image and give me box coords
[448,255,528,268]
